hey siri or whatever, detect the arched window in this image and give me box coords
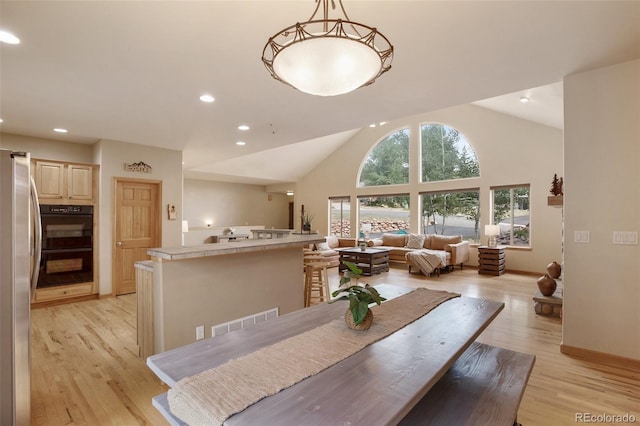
[421,124,479,182]
[358,128,409,187]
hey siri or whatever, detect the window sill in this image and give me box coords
[470,243,531,251]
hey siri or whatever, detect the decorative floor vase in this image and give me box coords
[537,274,557,296]
[345,309,373,330]
[546,261,562,279]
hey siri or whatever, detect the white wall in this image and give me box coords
[94,139,183,295]
[183,178,291,229]
[0,133,94,163]
[563,59,640,360]
[295,103,564,273]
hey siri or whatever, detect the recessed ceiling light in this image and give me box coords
[0,30,20,45]
[53,128,68,133]
[199,94,215,103]
[286,191,294,196]
[519,96,529,103]
[379,121,387,126]
[0,118,3,123]
[369,124,376,128]
[236,141,246,146]
[238,125,250,131]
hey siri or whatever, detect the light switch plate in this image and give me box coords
[613,231,638,245]
[574,230,590,243]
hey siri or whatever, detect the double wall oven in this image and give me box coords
[37,205,93,288]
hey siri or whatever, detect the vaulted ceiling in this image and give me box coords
[1,1,638,184]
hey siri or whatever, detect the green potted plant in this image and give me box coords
[330,260,386,330]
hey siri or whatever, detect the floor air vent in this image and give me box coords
[211,307,279,337]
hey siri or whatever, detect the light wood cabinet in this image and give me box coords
[33,282,94,304]
[31,158,99,307]
[135,261,154,359]
[34,160,94,204]
[67,164,93,201]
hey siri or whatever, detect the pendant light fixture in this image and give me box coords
[262,0,393,97]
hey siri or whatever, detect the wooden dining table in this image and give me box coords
[147,284,504,425]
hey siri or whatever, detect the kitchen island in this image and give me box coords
[143,234,324,355]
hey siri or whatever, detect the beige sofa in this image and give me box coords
[367,233,470,272]
[304,235,358,268]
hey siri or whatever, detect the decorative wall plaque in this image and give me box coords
[124,161,152,173]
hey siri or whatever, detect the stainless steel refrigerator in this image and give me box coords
[0,149,41,426]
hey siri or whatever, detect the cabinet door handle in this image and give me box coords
[116,241,123,247]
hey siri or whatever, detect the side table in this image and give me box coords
[478,246,506,275]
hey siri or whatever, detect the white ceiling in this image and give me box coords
[472,82,564,131]
[1,1,638,185]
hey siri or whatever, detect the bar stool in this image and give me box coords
[303,255,331,307]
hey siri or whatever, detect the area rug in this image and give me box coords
[168,287,459,426]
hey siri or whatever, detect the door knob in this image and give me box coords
[116,241,123,247]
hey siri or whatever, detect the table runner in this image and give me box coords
[168,288,459,426]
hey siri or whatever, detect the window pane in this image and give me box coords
[358,195,410,238]
[421,124,479,182]
[492,186,530,247]
[359,129,410,187]
[420,191,480,242]
[329,197,350,237]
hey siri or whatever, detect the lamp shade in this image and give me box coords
[182,220,189,233]
[484,225,500,236]
[273,37,382,96]
[262,1,393,97]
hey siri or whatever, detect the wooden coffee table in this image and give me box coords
[337,247,390,276]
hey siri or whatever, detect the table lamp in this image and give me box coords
[361,223,372,240]
[485,225,500,247]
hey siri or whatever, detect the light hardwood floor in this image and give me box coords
[31,292,168,425]
[31,267,640,425]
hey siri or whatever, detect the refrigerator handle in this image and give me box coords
[30,176,41,299]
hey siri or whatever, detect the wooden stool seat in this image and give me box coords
[303,256,331,307]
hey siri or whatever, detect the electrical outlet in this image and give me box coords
[196,325,205,340]
[574,230,590,243]
[613,231,638,245]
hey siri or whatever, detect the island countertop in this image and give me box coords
[147,234,324,261]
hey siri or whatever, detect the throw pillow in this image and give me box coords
[325,235,339,249]
[405,233,426,249]
[423,234,433,249]
[316,242,330,251]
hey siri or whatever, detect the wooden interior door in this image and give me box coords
[114,179,161,296]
